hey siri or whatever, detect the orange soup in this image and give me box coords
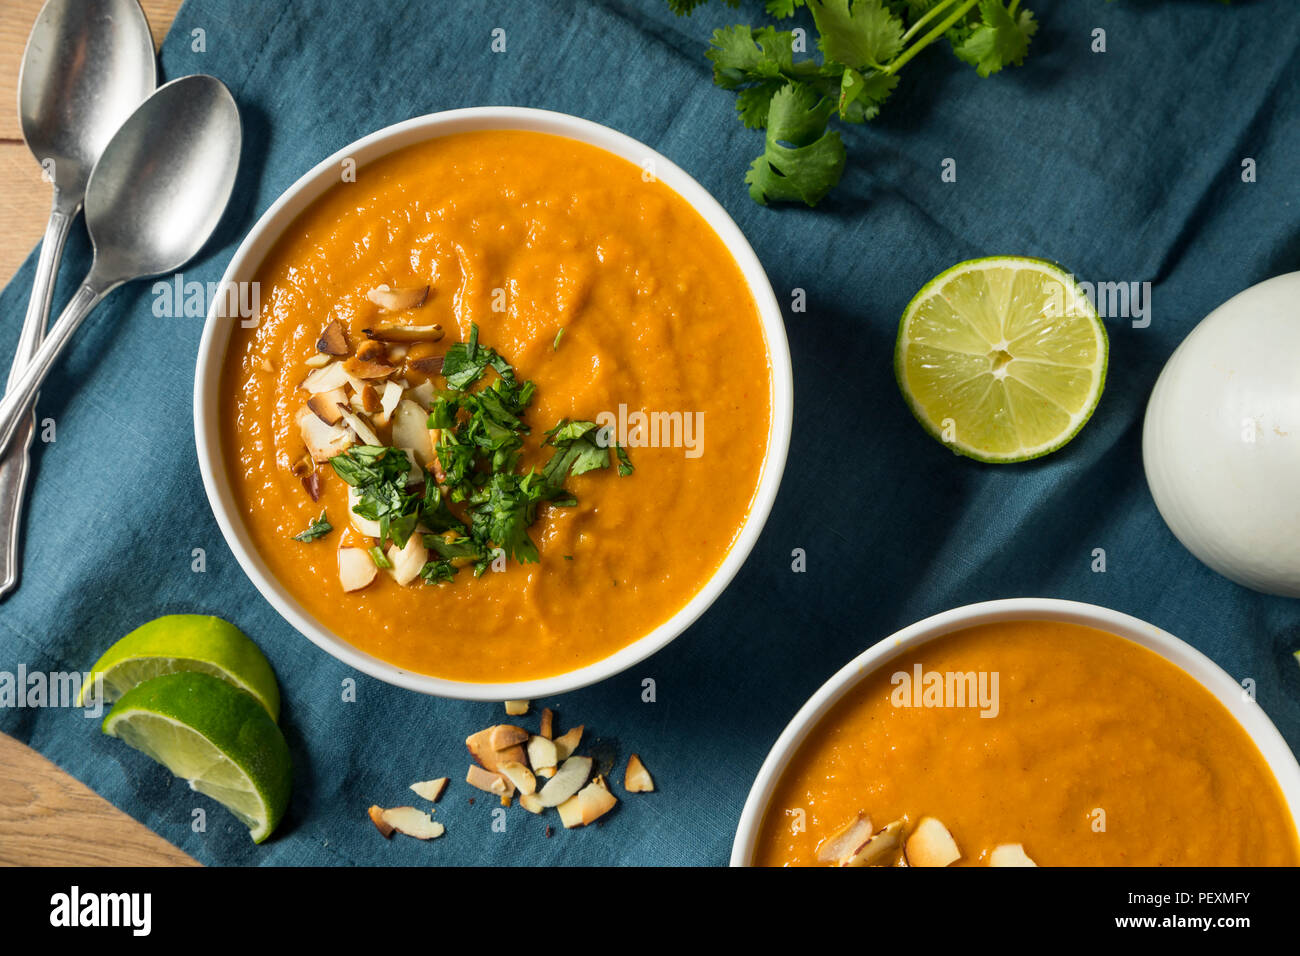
[755,621,1299,866]
[221,130,771,683]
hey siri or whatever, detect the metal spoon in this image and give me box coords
[0,74,241,461]
[0,0,156,597]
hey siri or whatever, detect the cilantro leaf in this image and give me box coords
[469,472,542,564]
[419,559,458,584]
[745,82,846,206]
[291,510,332,542]
[616,443,634,477]
[838,66,899,122]
[952,0,1037,77]
[765,0,805,17]
[808,0,905,70]
[540,420,611,495]
[735,81,785,129]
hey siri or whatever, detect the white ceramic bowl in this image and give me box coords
[730,598,1300,865]
[194,107,793,701]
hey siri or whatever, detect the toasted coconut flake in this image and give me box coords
[338,547,378,592]
[317,319,349,355]
[338,407,381,446]
[491,725,530,750]
[392,399,435,464]
[553,725,583,761]
[466,764,510,796]
[466,727,526,773]
[519,793,544,815]
[297,407,353,463]
[386,533,428,587]
[366,284,429,312]
[380,806,444,840]
[579,777,618,824]
[538,756,592,808]
[409,778,448,803]
[376,380,403,425]
[408,355,444,378]
[368,322,444,343]
[368,804,394,838]
[342,355,398,380]
[356,339,389,364]
[301,361,351,394]
[308,391,346,426]
[906,817,961,868]
[359,383,382,414]
[539,708,554,740]
[556,794,584,829]
[526,736,558,776]
[988,843,1037,867]
[843,820,903,867]
[499,761,537,796]
[558,777,618,829]
[817,811,874,864]
[623,754,654,794]
[305,353,331,369]
[406,381,436,409]
[504,699,529,716]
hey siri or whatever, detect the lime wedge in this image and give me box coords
[79,615,280,721]
[894,256,1107,462]
[103,672,292,843]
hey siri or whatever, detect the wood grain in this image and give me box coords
[0,0,195,867]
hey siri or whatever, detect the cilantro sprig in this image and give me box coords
[329,324,630,584]
[675,0,1038,206]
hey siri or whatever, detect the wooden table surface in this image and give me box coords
[0,0,197,867]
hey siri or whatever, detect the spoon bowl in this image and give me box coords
[86,74,242,284]
[19,0,157,198]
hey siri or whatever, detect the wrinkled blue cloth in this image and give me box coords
[1,0,1298,866]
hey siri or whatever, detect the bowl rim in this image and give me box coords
[193,106,793,701]
[729,597,1300,865]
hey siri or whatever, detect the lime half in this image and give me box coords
[103,672,292,843]
[80,615,280,721]
[895,257,1107,463]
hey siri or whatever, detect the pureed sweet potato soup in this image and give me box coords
[221,130,771,683]
[755,621,1299,866]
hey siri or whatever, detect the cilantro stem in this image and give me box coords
[887,0,979,76]
[899,0,961,46]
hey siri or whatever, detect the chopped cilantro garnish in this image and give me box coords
[553,327,565,350]
[368,545,392,569]
[327,325,631,586]
[291,510,332,542]
[329,445,421,550]
[419,559,458,584]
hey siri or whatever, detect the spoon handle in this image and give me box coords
[0,275,114,462]
[0,197,79,599]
